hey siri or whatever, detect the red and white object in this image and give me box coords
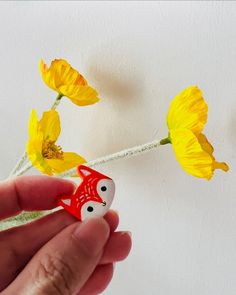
[58,165,115,221]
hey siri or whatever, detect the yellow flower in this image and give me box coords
[162,86,229,180]
[40,59,99,106]
[26,109,86,175]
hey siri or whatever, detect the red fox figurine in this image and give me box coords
[58,165,115,221]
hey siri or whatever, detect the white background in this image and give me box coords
[0,1,236,294]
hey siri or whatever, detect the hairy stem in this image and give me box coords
[57,139,161,178]
[8,152,28,178]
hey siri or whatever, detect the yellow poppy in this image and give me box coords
[40,59,99,106]
[26,109,86,175]
[162,86,229,180]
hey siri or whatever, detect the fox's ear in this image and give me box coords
[77,165,93,178]
[60,198,71,206]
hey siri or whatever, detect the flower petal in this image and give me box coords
[197,133,214,155]
[46,152,86,174]
[40,59,57,91]
[28,109,39,139]
[49,59,79,87]
[213,161,229,172]
[59,85,99,106]
[26,109,52,174]
[197,133,229,172]
[28,153,53,175]
[167,86,208,134]
[27,135,43,157]
[39,110,61,142]
[170,129,214,180]
[40,59,87,93]
[26,131,54,175]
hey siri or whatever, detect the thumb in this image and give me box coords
[5,218,110,295]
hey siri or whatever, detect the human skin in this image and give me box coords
[0,176,132,294]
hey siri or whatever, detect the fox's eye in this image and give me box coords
[97,179,115,207]
[101,186,107,192]
[87,206,94,212]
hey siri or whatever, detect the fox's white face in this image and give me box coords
[81,178,115,221]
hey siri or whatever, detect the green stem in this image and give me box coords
[160,137,171,145]
[51,93,63,110]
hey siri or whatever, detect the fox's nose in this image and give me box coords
[102,201,106,206]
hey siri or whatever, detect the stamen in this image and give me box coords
[42,140,64,159]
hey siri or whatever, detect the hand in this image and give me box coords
[0,176,132,295]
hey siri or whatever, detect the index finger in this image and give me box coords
[0,175,75,220]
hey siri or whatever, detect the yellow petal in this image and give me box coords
[39,59,47,75]
[46,152,86,174]
[40,59,57,91]
[40,59,62,91]
[29,154,53,175]
[167,86,208,135]
[27,135,43,157]
[39,59,48,75]
[28,109,39,139]
[170,129,214,180]
[27,109,44,168]
[39,110,61,142]
[197,133,229,172]
[197,133,214,155]
[49,59,78,88]
[26,132,54,175]
[40,59,87,93]
[54,60,87,87]
[213,161,229,172]
[26,109,52,174]
[59,85,99,106]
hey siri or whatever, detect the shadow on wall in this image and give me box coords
[81,59,147,156]
[228,105,236,165]
[80,56,165,179]
[229,105,236,140]
[88,64,144,111]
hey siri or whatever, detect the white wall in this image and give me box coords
[0,1,236,294]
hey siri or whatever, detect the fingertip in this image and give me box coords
[43,176,76,195]
[17,174,76,190]
[120,231,132,259]
[100,231,132,264]
[104,209,119,232]
[13,175,76,210]
[73,217,110,256]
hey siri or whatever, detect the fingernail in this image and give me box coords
[73,218,110,256]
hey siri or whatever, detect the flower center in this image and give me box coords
[42,140,64,160]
